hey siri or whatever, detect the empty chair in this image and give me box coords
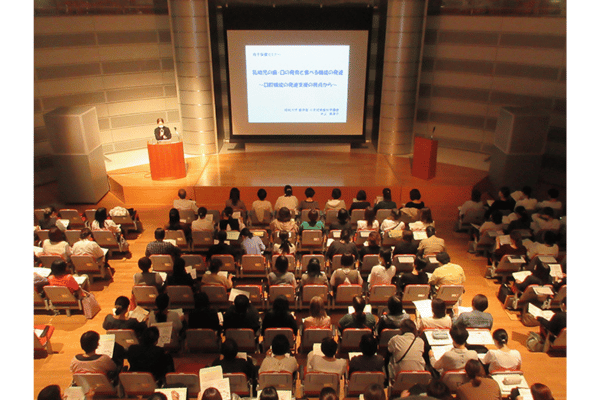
[71,254,110,284]
[199,285,230,310]
[106,329,138,350]
[178,209,196,224]
[166,373,200,398]
[149,254,174,274]
[166,285,195,310]
[389,370,432,396]
[434,285,464,309]
[165,230,190,252]
[263,328,295,354]
[240,255,267,279]
[543,327,566,354]
[212,254,237,274]
[368,284,396,309]
[258,371,294,392]
[248,209,272,227]
[206,209,221,226]
[36,229,50,243]
[303,371,340,397]
[330,254,344,272]
[65,229,82,246]
[225,372,253,398]
[457,208,485,231]
[185,328,221,353]
[131,285,159,309]
[492,254,526,283]
[393,254,416,274]
[324,209,339,226]
[225,328,257,353]
[298,229,325,254]
[346,371,386,398]
[333,284,363,309]
[72,373,118,398]
[402,285,430,311]
[34,291,49,312]
[92,230,125,253]
[111,213,139,236]
[59,209,86,229]
[301,328,333,353]
[84,209,97,225]
[34,325,55,358]
[43,286,82,317]
[192,230,214,252]
[339,328,373,353]
[441,370,469,393]
[119,371,157,398]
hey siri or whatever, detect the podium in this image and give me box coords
[147,140,186,180]
[412,137,438,180]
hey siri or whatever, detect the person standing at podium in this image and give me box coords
[154,118,171,141]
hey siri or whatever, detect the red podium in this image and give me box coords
[147,140,186,180]
[412,137,438,180]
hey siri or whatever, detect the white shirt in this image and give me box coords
[483,348,522,373]
[274,195,299,212]
[173,198,198,213]
[71,239,105,262]
[191,218,214,230]
[380,219,404,232]
[357,220,379,231]
[368,264,396,286]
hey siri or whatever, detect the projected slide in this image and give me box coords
[227,30,368,137]
[245,45,350,123]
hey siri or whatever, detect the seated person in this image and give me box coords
[429,324,478,375]
[537,298,566,338]
[133,256,164,290]
[368,249,396,288]
[514,263,552,293]
[379,208,405,232]
[428,252,466,291]
[223,294,261,333]
[505,206,532,234]
[348,334,385,375]
[201,258,233,289]
[373,188,397,212]
[453,294,493,329]
[298,187,320,211]
[173,188,198,213]
[405,188,425,209]
[165,208,191,241]
[90,207,122,235]
[211,338,256,380]
[417,226,445,256]
[37,206,57,230]
[225,187,247,216]
[47,259,85,298]
[397,256,428,292]
[324,188,347,212]
[70,330,118,379]
[387,319,426,378]
[268,255,296,289]
[330,253,363,292]
[482,328,522,373]
[71,228,106,267]
[359,231,381,261]
[326,229,359,261]
[458,189,484,221]
[415,298,452,332]
[478,210,505,239]
[206,230,238,261]
[102,296,147,339]
[307,337,348,379]
[262,295,299,336]
[41,226,71,261]
[148,293,184,349]
[493,231,527,264]
[329,208,352,232]
[456,359,502,400]
[191,207,214,231]
[537,188,562,214]
[408,207,434,232]
[523,230,559,260]
[145,227,181,258]
[299,209,325,234]
[300,258,328,288]
[270,207,298,234]
[338,295,376,332]
[258,334,298,374]
[240,228,266,255]
[357,207,379,231]
[272,231,296,255]
[188,292,221,333]
[303,296,332,329]
[274,185,299,215]
[392,230,419,256]
[252,188,273,223]
[513,185,537,211]
[375,294,410,336]
[485,186,516,219]
[219,206,241,231]
[530,207,561,236]
[165,257,195,289]
[349,190,370,214]
[127,326,175,385]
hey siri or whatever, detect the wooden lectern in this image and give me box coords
[412,137,438,180]
[147,140,186,180]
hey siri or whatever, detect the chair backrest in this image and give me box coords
[354,229,375,247]
[185,328,221,353]
[225,372,252,397]
[34,209,46,222]
[390,370,432,396]
[340,328,373,352]
[225,328,257,353]
[258,371,294,392]
[350,209,366,226]
[301,328,333,353]
[462,208,486,226]
[335,284,363,306]
[347,371,386,397]
[360,254,380,276]
[300,254,326,274]
[192,229,214,251]
[131,285,159,308]
[527,255,557,272]
[71,254,100,275]
[212,254,236,273]
[149,254,174,274]
[402,285,430,309]
[269,285,296,305]
[249,209,272,226]
[207,209,221,225]
[106,329,138,350]
[271,254,296,271]
[65,229,82,246]
[325,209,339,226]
[303,371,340,396]
[59,209,85,227]
[551,328,567,348]
[181,254,206,273]
[435,285,464,306]
[34,291,47,310]
[166,373,200,398]
[381,230,402,248]
[37,254,64,269]
[36,229,50,242]
[393,254,416,273]
[378,329,402,355]
[92,230,119,249]
[301,284,329,306]
[165,230,188,249]
[496,255,526,274]
[441,370,469,393]
[423,254,440,273]
[166,285,195,309]
[375,208,392,224]
[119,372,157,397]
[517,285,554,306]
[271,230,297,246]
[235,284,264,307]
[84,209,97,223]
[179,209,196,224]
[369,284,396,305]
[43,286,79,306]
[263,328,295,353]
[301,229,324,246]
[199,285,230,307]
[73,373,118,397]
[331,254,343,272]
[241,255,266,274]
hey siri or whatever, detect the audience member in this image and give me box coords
[166,257,195,289]
[404,188,424,209]
[270,207,298,233]
[206,230,237,261]
[274,185,299,214]
[90,207,121,235]
[173,188,198,213]
[429,325,478,374]
[348,334,385,375]
[426,380,454,400]
[538,298,566,338]
[211,338,256,380]
[303,296,332,329]
[47,260,85,298]
[329,208,352,232]
[338,295,376,332]
[219,206,241,231]
[127,326,174,385]
[223,294,261,333]
[453,294,493,329]
[300,258,328,288]
[191,207,214,231]
[482,328,522,373]
[514,263,551,293]
[307,337,347,378]
[259,387,279,400]
[478,210,504,239]
[357,206,379,230]
[272,230,296,255]
[145,227,181,258]
[201,258,233,289]
[373,188,397,212]
[71,228,107,267]
[409,207,434,232]
[319,387,338,400]
[225,187,247,216]
[506,206,532,234]
[380,208,405,232]
[165,207,191,241]
[240,228,266,255]
[41,226,71,261]
[133,256,164,289]
[523,230,559,260]
[513,186,537,211]
[349,189,370,214]
[417,226,445,256]
[364,383,387,400]
[359,231,381,260]
[330,253,362,292]
[298,187,320,211]
[368,249,396,287]
[455,359,502,400]
[188,291,221,333]
[393,230,419,256]
[493,231,527,263]
[326,229,359,261]
[324,188,346,211]
[416,298,452,331]
[428,252,466,291]
[258,334,298,374]
[459,189,484,220]
[252,188,273,223]
[537,188,562,214]
[268,255,296,289]
[262,295,298,336]
[375,294,410,336]
[530,207,560,236]
[299,209,325,233]
[148,293,183,348]
[387,319,426,378]
[102,296,147,339]
[70,330,118,378]
[37,206,57,230]
[485,186,516,219]
[511,383,555,400]
[397,256,428,292]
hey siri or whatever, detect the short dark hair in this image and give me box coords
[271,334,291,355]
[79,227,93,239]
[257,188,267,200]
[472,294,488,311]
[414,256,428,271]
[431,298,446,318]
[178,188,186,199]
[491,210,503,224]
[138,256,152,272]
[340,253,355,267]
[141,326,160,347]
[37,385,62,400]
[331,188,342,199]
[543,230,557,246]
[356,190,367,201]
[305,187,315,198]
[471,189,481,202]
[260,386,279,400]
[80,330,100,353]
[50,260,68,276]
[399,318,417,335]
[321,337,338,357]
[548,188,559,198]
[450,324,469,345]
[274,255,289,273]
[364,383,386,400]
[148,393,169,400]
[221,338,239,360]
[217,230,228,242]
[233,294,250,313]
[387,294,404,315]
[201,388,222,400]
[382,188,392,200]
[436,251,451,265]
[359,334,377,357]
[425,225,436,237]
[308,209,319,222]
[155,293,170,311]
[48,226,65,242]
[319,387,338,400]
[409,188,421,201]
[154,227,166,240]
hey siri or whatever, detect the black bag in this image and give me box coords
[497,283,513,307]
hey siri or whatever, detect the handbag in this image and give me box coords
[82,291,101,319]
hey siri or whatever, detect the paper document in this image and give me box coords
[512,271,531,283]
[97,334,115,358]
[229,288,251,302]
[359,230,370,238]
[151,322,173,347]
[348,352,361,360]
[548,264,564,278]
[332,230,341,238]
[413,299,433,318]
[497,235,511,246]
[155,388,187,400]
[508,255,526,264]
[528,303,554,321]
[466,329,494,345]
[129,306,149,322]
[185,266,197,279]
[34,267,51,277]
[413,231,427,240]
[63,386,86,400]
[349,304,372,314]
[158,272,168,282]
[199,366,231,400]
[538,256,557,264]
[532,286,553,296]
[226,231,240,241]
[430,344,453,362]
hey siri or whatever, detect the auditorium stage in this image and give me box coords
[105,148,491,214]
